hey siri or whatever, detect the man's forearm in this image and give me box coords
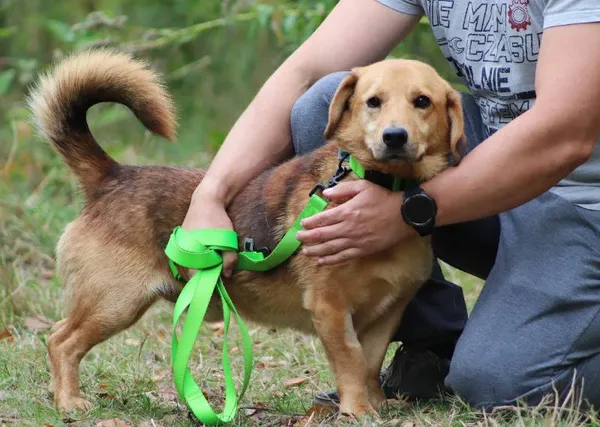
[191,0,420,207]
[196,65,308,206]
[424,106,595,227]
[426,23,600,227]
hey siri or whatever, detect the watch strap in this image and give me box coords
[401,187,437,237]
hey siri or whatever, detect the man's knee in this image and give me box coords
[445,345,525,409]
[447,352,600,411]
[290,71,349,155]
[290,71,349,123]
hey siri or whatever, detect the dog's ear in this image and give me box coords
[324,72,359,140]
[446,88,466,163]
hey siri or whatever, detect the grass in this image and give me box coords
[0,112,596,427]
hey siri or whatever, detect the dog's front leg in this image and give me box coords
[358,299,409,409]
[310,298,378,420]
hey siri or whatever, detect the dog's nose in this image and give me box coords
[382,127,408,149]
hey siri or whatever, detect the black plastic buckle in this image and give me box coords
[309,183,327,197]
[309,153,351,197]
[243,237,271,256]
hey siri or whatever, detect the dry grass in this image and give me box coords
[0,118,596,426]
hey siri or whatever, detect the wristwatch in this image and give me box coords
[401,187,437,237]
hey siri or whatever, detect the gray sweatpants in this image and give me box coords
[290,71,600,410]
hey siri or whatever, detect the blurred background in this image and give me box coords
[0,0,459,167]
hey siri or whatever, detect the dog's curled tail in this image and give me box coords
[27,49,176,197]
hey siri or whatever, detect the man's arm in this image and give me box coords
[429,22,600,225]
[298,22,600,265]
[194,0,420,206]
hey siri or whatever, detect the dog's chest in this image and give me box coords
[344,237,433,316]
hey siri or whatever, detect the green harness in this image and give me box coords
[164,152,416,425]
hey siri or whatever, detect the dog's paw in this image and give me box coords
[338,402,380,422]
[368,387,387,410]
[56,396,92,413]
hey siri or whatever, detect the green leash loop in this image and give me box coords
[165,194,328,425]
[167,228,251,425]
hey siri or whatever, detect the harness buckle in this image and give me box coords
[242,237,271,257]
[309,183,327,197]
[308,154,351,197]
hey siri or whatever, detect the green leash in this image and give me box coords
[164,153,415,425]
[165,194,327,425]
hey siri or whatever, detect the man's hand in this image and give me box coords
[296,180,416,265]
[181,191,238,278]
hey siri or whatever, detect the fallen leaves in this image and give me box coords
[144,377,179,406]
[138,420,167,427]
[209,321,225,337]
[384,398,412,410]
[95,391,115,400]
[0,328,13,342]
[243,401,268,416]
[40,268,54,282]
[94,384,116,400]
[256,356,288,370]
[283,377,307,389]
[151,370,170,382]
[294,413,316,427]
[379,418,421,427]
[23,315,53,331]
[244,408,260,417]
[305,403,336,417]
[93,419,132,427]
[156,385,178,403]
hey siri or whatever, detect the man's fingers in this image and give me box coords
[177,265,195,281]
[296,222,347,244]
[301,238,353,257]
[176,253,237,280]
[322,180,368,202]
[317,248,362,266]
[222,251,238,277]
[300,205,346,230]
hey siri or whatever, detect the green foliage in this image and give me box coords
[0,1,354,166]
[0,0,460,172]
[0,69,15,95]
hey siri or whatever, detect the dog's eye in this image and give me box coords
[414,95,431,109]
[366,96,381,108]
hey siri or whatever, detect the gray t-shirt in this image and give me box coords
[378,0,600,210]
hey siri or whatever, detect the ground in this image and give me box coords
[0,116,596,427]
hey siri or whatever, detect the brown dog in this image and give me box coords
[28,49,464,419]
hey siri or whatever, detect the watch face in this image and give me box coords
[405,194,435,225]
